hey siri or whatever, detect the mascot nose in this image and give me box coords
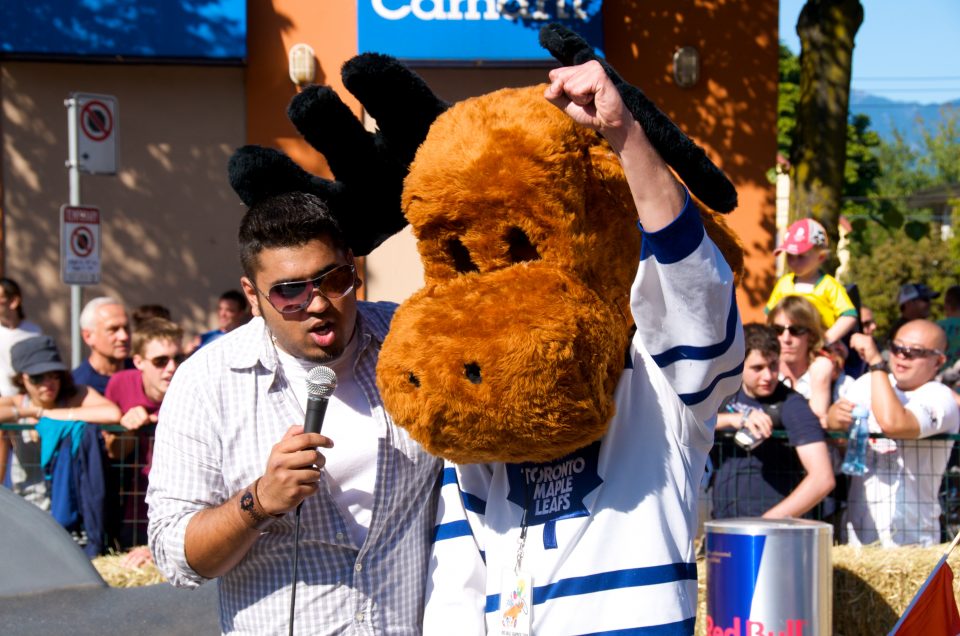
[464,362,482,384]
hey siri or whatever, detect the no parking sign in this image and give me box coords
[68,93,118,174]
[60,205,101,284]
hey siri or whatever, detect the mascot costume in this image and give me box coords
[231,25,744,636]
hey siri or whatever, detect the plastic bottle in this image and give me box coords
[841,405,870,476]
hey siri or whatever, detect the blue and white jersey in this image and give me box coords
[424,194,744,635]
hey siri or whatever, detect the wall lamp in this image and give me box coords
[673,46,700,88]
[289,43,317,87]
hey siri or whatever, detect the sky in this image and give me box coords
[779,0,960,105]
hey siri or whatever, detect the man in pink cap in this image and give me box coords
[765,218,857,347]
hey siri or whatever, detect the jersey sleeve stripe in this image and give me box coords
[441,466,458,486]
[677,361,744,407]
[433,519,473,542]
[484,562,698,611]
[650,287,738,366]
[638,190,704,265]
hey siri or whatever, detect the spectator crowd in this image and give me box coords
[709,218,960,548]
[0,284,249,558]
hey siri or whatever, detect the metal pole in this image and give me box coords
[65,96,82,369]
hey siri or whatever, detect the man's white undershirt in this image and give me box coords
[274,331,379,547]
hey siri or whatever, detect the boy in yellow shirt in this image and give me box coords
[766,218,857,347]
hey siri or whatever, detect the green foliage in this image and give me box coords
[777,43,801,159]
[845,231,953,338]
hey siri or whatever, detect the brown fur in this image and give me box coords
[377,85,743,464]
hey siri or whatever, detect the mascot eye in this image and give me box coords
[447,237,479,274]
[505,227,540,263]
[407,371,420,388]
[464,362,482,385]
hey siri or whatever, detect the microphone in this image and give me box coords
[304,366,337,434]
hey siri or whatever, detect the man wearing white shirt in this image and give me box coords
[0,278,42,398]
[828,319,960,546]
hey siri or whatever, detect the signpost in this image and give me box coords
[64,92,118,366]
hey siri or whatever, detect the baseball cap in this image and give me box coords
[897,283,939,306]
[11,335,67,376]
[774,218,828,255]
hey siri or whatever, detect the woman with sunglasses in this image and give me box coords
[0,335,121,511]
[768,295,852,426]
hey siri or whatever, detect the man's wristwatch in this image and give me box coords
[240,478,282,531]
[868,360,889,373]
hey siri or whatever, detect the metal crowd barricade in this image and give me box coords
[0,421,150,551]
[706,429,960,544]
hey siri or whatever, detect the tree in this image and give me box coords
[791,0,864,260]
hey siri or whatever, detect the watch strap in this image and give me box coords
[240,478,282,530]
[868,361,889,373]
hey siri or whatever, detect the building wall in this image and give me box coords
[0,62,246,357]
[0,0,778,364]
[247,1,779,322]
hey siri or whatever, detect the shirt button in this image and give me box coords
[336,532,345,541]
[355,612,365,623]
[355,562,363,572]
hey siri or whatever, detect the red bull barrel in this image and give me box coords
[704,518,832,636]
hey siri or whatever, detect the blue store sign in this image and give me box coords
[358,1,604,62]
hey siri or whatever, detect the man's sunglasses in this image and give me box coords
[26,371,61,385]
[772,324,810,337]
[255,264,357,314]
[148,354,186,369]
[890,342,943,360]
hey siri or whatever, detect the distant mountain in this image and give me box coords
[849,91,959,146]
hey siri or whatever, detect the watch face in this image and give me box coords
[240,490,254,511]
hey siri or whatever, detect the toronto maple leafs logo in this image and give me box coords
[506,440,603,549]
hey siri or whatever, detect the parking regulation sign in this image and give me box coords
[69,93,118,174]
[60,205,101,284]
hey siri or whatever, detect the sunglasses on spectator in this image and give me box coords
[148,354,186,369]
[772,324,810,337]
[254,264,357,314]
[26,371,60,385]
[890,342,943,360]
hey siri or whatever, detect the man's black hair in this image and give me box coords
[0,277,25,320]
[238,191,348,280]
[743,323,780,360]
[219,289,248,311]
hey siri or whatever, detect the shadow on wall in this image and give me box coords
[606,1,779,309]
[0,61,247,351]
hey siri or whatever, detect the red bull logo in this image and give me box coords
[704,616,808,636]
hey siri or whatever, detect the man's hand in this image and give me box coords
[256,425,332,516]
[120,406,157,430]
[544,60,633,150]
[827,398,855,432]
[741,409,774,441]
[850,333,882,366]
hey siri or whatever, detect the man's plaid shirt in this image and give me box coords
[147,302,442,634]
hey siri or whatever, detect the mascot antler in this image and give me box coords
[540,24,738,213]
[227,53,448,256]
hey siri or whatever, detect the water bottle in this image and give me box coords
[841,405,870,476]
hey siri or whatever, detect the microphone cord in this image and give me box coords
[288,501,306,636]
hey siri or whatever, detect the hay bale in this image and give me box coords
[696,543,960,636]
[92,550,166,588]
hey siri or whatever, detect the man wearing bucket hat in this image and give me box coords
[765,218,858,348]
